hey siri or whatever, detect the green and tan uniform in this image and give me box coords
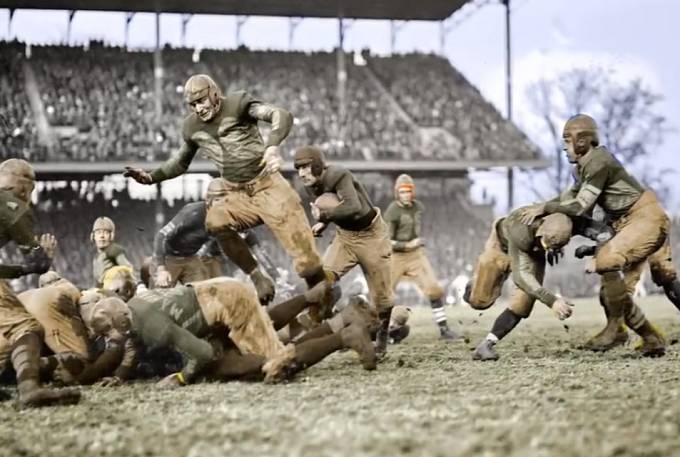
[148,90,321,279]
[466,208,554,317]
[544,146,675,288]
[92,243,133,288]
[0,190,49,369]
[97,278,288,383]
[311,165,394,312]
[385,200,444,300]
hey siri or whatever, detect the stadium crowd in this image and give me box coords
[0,41,538,163]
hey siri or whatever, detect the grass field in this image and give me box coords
[2,295,680,457]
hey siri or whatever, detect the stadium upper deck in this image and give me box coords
[1,42,543,175]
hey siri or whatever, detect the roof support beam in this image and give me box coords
[66,9,76,43]
[288,16,302,50]
[390,20,406,55]
[124,12,134,48]
[235,15,248,47]
[181,13,192,47]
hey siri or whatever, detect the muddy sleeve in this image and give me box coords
[75,342,125,385]
[114,338,139,380]
[509,243,556,307]
[153,221,172,267]
[150,139,199,183]
[247,101,294,147]
[544,168,607,217]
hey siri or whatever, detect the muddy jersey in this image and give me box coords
[92,243,132,286]
[498,208,612,306]
[128,285,213,381]
[149,91,293,184]
[0,190,49,278]
[383,200,424,250]
[545,146,644,219]
[306,165,377,231]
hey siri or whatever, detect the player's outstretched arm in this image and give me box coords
[124,140,198,184]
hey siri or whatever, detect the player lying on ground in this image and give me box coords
[55,276,377,386]
[518,114,672,356]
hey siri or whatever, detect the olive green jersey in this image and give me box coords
[545,146,644,219]
[92,243,133,287]
[150,91,293,184]
[383,200,424,251]
[128,285,213,381]
[307,165,376,231]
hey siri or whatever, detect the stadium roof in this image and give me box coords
[3,0,471,21]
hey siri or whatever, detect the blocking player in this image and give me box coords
[519,114,672,356]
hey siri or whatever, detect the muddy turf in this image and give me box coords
[2,296,680,457]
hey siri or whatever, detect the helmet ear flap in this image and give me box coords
[311,160,325,177]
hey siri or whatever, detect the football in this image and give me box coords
[314,192,341,212]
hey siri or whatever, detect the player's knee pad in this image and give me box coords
[464,280,496,310]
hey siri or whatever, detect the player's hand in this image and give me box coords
[519,203,545,225]
[155,267,172,288]
[546,248,564,266]
[552,297,574,320]
[312,222,327,237]
[123,167,154,185]
[261,146,283,174]
[39,233,58,259]
[575,245,596,259]
[584,258,597,274]
[157,373,184,389]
